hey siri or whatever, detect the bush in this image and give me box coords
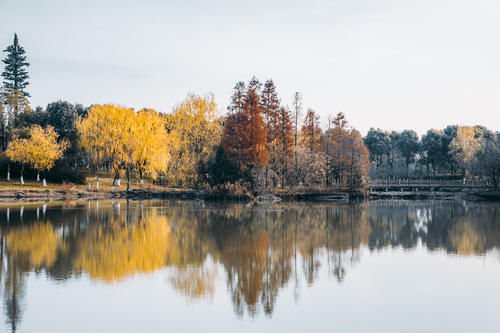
[46,163,86,184]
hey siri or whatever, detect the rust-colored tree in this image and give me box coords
[345,129,370,189]
[300,108,323,153]
[222,78,268,185]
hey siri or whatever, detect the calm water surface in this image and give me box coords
[0,200,499,332]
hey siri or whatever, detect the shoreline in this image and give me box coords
[0,187,498,203]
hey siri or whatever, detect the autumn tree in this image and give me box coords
[166,93,222,187]
[5,125,68,185]
[132,108,170,187]
[222,78,268,186]
[243,80,268,171]
[345,129,370,189]
[297,109,325,185]
[77,104,135,188]
[449,126,482,176]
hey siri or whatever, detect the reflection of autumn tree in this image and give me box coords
[449,219,486,256]
[1,199,500,328]
[168,265,217,299]
[73,212,170,282]
[5,223,66,269]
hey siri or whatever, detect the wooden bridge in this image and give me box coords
[368,179,491,191]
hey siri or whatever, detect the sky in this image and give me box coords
[0,0,499,135]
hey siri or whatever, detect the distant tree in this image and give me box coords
[345,129,370,189]
[478,134,500,187]
[364,128,390,167]
[300,108,323,153]
[2,33,30,98]
[297,108,325,185]
[17,105,47,128]
[394,130,420,177]
[260,80,280,186]
[329,112,349,184]
[274,107,293,187]
[421,129,445,175]
[292,92,302,181]
[442,125,458,174]
[45,101,79,139]
[449,126,482,176]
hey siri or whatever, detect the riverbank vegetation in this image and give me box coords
[1,33,499,193]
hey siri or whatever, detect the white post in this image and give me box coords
[42,178,47,187]
[37,172,40,181]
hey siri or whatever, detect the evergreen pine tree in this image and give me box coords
[2,33,30,99]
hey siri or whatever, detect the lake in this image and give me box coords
[0,200,499,332]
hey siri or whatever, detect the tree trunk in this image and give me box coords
[20,164,24,185]
[42,171,47,187]
[126,167,130,192]
[139,169,144,186]
[7,164,10,181]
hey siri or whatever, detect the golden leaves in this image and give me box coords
[5,125,68,171]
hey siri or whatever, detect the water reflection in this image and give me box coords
[1,200,500,331]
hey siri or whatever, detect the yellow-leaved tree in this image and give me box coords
[166,93,222,186]
[5,125,68,185]
[132,108,170,187]
[449,126,482,176]
[77,104,135,189]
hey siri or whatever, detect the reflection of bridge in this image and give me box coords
[369,179,491,191]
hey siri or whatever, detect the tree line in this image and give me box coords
[364,125,500,186]
[1,33,498,190]
[0,34,371,190]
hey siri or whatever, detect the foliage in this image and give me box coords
[133,108,170,181]
[166,93,222,186]
[449,126,482,175]
[5,125,68,177]
[1,33,30,98]
[77,104,135,178]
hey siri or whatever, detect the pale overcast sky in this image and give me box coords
[1,0,499,135]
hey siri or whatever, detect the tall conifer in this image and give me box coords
[2,33,30,98]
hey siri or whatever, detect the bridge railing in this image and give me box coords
[369,179,490,187]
